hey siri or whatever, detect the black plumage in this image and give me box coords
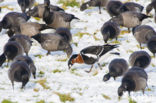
[26,3,64,18]
[147,35,156,57]
[101,21,120,43]
[106,0,123,17]
[8,60,31,89]
[14,55,36,79]
[118,67,148,97]
[9,34,32,56]
[146,0,156,22]
[103,58,128,81]
[17,0,35,13]
[0,12,30,37]
[119,2,144,13]
[0,41,24,66]
[31,28,72,57]
[55,27,72,42]
[27,0,78,29]
[129,51,151,69]
[132,25,156,48]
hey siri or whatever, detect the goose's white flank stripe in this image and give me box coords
[83,53,98,59]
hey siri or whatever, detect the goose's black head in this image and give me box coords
[30,63,36,79]
[31,34,42,43]
[26,0,51,18]
[65,44,73,58]
[80,3,88,11]
[43,4,54,24]
[101,25,114,43]
[103,32,110,43]
[118,85,125,97]
[118,77,135,97]
[132,25,139,34]
[21,73,29,89]
[139,14,151,21]
[68,54,78,69]
[1,18,10,29]
[44,0,50,7]
[4,44,18,60]
[26,6,39,17]
[146,3,153,15]
[119,5,129,13]
[56,27,72,42]
[103,73,111,81]
[0,53,6,67]
[0,22,3,32]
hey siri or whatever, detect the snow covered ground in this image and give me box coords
[0,0,156,103]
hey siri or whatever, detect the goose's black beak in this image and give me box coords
[110,52,120,55]
[74,16,80,20]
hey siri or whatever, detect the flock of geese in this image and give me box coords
[0,0,156,99]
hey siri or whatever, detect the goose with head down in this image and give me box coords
[68,44,118,73]
[0,41,24,67]
[8,60,31,89]
[103,58,128,81]
[118,67,148,97]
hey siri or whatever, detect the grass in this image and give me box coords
[58,0,80,7]
[111,40,121,44]
[38,71,45,77]
[102,94,111,100]
[55,92,75,103]
[101,62,108,67]
[1,99,16,103]
[92,70,98,76]
[93,35,100,41]
[52,69,65,73]
[146,88,152,91]
[33,88,39,92]
[121,30,129,35]
[129,97,137,103]
[34,2,39,6]
[127,50,134,53]
[136,45,145,49]
[74,32,100,40]
[73,42,78,47]
[35,78,50,89]
[1,5,14,11]
[36,100,45,103]
[152,63,155,67]
[34,54,43,59]
[56,58,68,62]
[33,17,41,21]
[74,32,91,38]
[70,69,82,77]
